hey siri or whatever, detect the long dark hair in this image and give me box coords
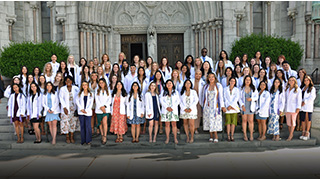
[175,60,184,71]
[81,65,90,83]
[228,77,237,87]
[233,64,242,78]
[257,68,268,82]
[146,56,153,68]
[270,77,283,94]
[121,60,130,77]
[181,64,191,79]
[219,50,229,60]
[159,57,171,72]
[111,81,127,98]
[152,70,165,86]
[29,82,41,102]
[180,79,193,95]
[276,69,286,83]
[57,61,70,78]
[97,78,109,96]
[163,79,176,96]
[19,65,28,88]
[257,80,268,92]
[109,63,121,83]
[44,82,56,95]
[38,75,47,88]
[137,67,146,84]
[11,77,22,89]
[200,61,213,76]
[301,75,314,93]
[184,55,194,67]
[26,74,34,96]
[242,75,255,91]
[11,83,24,95]
[233,56,242,66]
[128,82,142,102]
[32,67,41,83]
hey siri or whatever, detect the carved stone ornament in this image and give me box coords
[234,8,246,21]
[287,8,298,20]
[6,14,17,26]
[125,2,140,16]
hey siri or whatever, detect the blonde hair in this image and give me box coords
[147,82,159,95]
[79,81,93,97]
[67,55,75,65]
[241,67,252,77]
[171,69,181,83]
[43,62,53,77]
[286,76,299,93]
[54,72,64,89]
[194,57,202,70]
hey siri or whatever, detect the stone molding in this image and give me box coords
[288,7,298,20]
[234,9,246,22]
[6,14,17,26]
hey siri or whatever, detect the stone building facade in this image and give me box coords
[0,1,319,72]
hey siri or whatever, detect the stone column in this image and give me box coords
[305,14,312,58]
[208,22,213,58]
[288,7,297,36]
[216,20,223,52]
[249,1,253,34]
[92,27,97,59]
[195,25,200,57]
[234,10,245,37]
[206,24,210,50]
[314,23,320,58]
[79,24,85,58]
[200,24,204,50]
[47,1,55,41]
[56,16,66,41]
[266,1,271,35]
[86,25,91,60]
[31,4,39,43]
[98,27,103,59]
[5,16,16,41]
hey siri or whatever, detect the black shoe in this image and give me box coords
[28,130,35,135]
[34,140,42,144]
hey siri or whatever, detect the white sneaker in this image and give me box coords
[214,139,219,143]
[195,130,199,134]
[299,135,305,140]
[209,138,214,142]
[302,136,309,141]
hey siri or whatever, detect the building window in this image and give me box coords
[253,1,263,34]
[41,2,51,41]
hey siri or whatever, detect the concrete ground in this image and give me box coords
[1,146,320,178]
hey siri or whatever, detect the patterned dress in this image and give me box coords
[203,90,222,132]
[267,92,280,135]
[60,91,78,134]
[180,96,197,119]
[161,96,179,122]
[110,96,128,135]
[127,98,145,124]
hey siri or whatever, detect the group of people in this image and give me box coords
[4,48,317,145]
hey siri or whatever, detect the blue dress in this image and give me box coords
[267,92,280,135]
[127,98,145,125]
[45,93,61,122]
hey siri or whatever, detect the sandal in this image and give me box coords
[119,137,123,143]
[227,135,231,142]
[115,138,120,143]
[231,135,234,142]
[299,126,303,131]
[101,136,107,145]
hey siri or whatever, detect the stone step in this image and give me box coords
[0,125,14,132]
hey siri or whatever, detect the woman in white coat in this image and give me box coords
[126,82,145,143]
[67,55,80,86]
[285,76,302,141]
[200,73,226,143]
[223,77,240,142]
[255,81,271,141]
[8,83,26,143]
[42,82,61,145]
[27,82,43,143]
[160,79,181,144]
[267,78,285,141]
[239,75,258,141]
[95,78,111,145]
[59,76,80,143]
[180,79,199,143]
[76,81,94,145]
[159,57,172,81]
[299,76,316,141]
[145,82,161,143]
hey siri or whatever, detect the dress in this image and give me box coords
[127,98,145,124]
[60,91,78,134]
[243,91,253,114]
[45,93,61,122]
[203,90,222,132]
[110,96,127,135]
[12,93,23,122]
[267,92,280,135]
[161,96,179,122]
[180,96,197,119]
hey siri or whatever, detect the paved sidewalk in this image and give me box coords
[1,146,320,178]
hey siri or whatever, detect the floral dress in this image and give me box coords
[161,96,179,122]
[180,96,197,119]
[110,96,128,135]
[267,92,280,135]
[203,90,222,132]
[60,91,78,134]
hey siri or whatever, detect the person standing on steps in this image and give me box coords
[200,48,214,70]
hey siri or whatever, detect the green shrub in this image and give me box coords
[230,33,304,70]
[0,41,69,78]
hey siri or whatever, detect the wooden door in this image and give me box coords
[121,34,148,63]
[157,34,184,67]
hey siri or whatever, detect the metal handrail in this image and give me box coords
[311,68,319,84]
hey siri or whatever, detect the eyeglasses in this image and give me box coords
[202,51,207,53]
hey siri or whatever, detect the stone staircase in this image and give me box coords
[0,98,317,150]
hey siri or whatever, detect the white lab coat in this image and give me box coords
[223,86,240,114]
[301,87,316,112]
[191,78,206,100]
[180,89,199,117]
[59,85,79,115]
[237,76,256,89]
[42,92,60,116]
[44,74,55,83]
[76,92,94,116]
[50,62,60,75]
[159,66,172,82]
[215,60,234,71]
[285,87,302,113]
[111,95,127,115]
[283,69,298,81]
[67,64,80,86]
[255,78,273,91]
[126,94,145,120]
[8,93,26,118]
[77,75,90,88]
[239,88,259,113]
[124,72,137,93]
[144,92,161,119]
[95,89,112,114]
[200,83,225,109]
[160,90,180,115]
[133,77,149,96]
[27,93,43,119]
[201,56,214,69]
[255,90,271,118]
[269,90,285,115]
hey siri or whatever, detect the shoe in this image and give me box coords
[195,130,199,134]
[303,132,310,141]
[231,135,234,142]
[227,135,231,142]
[177,129,180,135]
[66,134,70,144]
[70,133,75,143]
[213,139,218,143]
[209,138,214,142]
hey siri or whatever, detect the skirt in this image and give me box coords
[45,113,61,122]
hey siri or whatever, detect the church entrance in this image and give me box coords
[121,34,148,63]
[157,34,184,67]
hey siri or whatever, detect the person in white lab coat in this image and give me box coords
[8,83,26,143]
[285,76,302,141]
[159,57,172,81]
[223,77,240,142]
[27,82,43,143]
[95,78,112,145]
[239,75,258,141]
[50,54,60,75]
[43,62,55,83]
[255,69,272,91]
[267,78,285,141]
[299,76,316,141]
[67,55,80,86]
[282,61,298,81]
[255,81,271,141]
[126,82,145,143]
[180,79,199,143]
[76,81,94,145]
[123,64,137,94]
[201,48,214,69]
[145,82,161,143]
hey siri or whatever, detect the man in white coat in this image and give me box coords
[282,60,297,81]
[50,54,60,75]
[124,64,137,93]
[200,48,214,69]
